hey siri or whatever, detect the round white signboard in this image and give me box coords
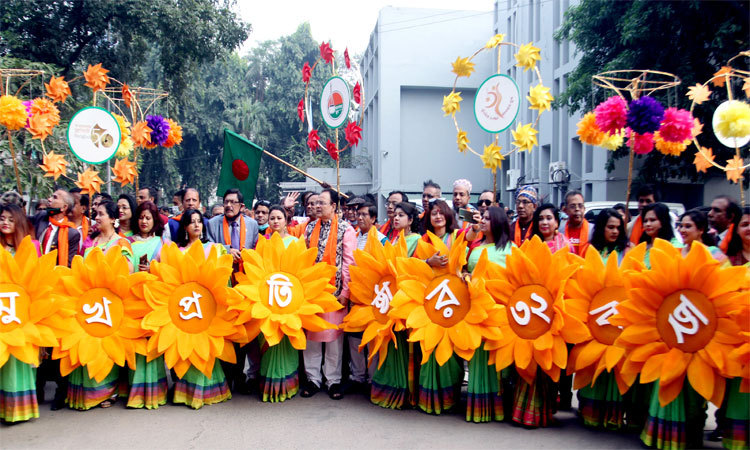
[474,74,521,133]
[67,107,121,164]
[320,77,351,129]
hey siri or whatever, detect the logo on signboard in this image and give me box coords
[474,74,521,133]
[320,77,350,129]
[67,107,121,164]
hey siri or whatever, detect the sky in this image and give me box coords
[236,0,496,55]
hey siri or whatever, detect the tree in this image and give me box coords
[556,0,749,185]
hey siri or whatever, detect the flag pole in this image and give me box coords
[261,149,349,199]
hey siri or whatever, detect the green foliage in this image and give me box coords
[556,0,749,186]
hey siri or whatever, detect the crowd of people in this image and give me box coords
[0,179,748,450]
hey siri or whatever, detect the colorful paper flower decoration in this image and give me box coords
[31,98,60,127]
[140,242,245,378]
[612,240,747,407]
[726,155,746,183]
[131,121,153,148]
[654,131,690,156]
[342,229,410,367]
[146,115,170,146]
[687,84,711,104]
[232,233,342,349]
[515,42,541,72]
[594,96,628,135]
[485,236,588,383]
[528,84,553,112]
[306,129,320,153]
[44,75,71,103]
[53,247,149,382]
[715,100,750,139]
[353,82,362,104]
[121,84,133,109]
[481,143,504,173]
[297,98,305,122]
[602,129,624,151]
[390,234,503,365]
[27,113,54,141]
[0,95,29,130]
[712,66,732,88]
[511,123,538,151]
[0,236,72,368]
[659,107,694,143]
[112,158,137,186]
[75,167,103,194]
[115,137,133,159]
[301,62,312,84]
[693,147,715,173]
[344,121,362,147]
[626,96,664,135]
[325,139,339,161]
[485,34,505,48]
[83,63,110,93]
[577,112,606,146]
[320,42,334,65]
[39,151,68,180]
[442,91,462,117]
[163,119,183,148]
[627,130,654,155]
[457,130,470,153]
[451,56,475,78]
[344,48,351,69]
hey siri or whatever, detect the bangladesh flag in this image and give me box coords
[217,129,263,203]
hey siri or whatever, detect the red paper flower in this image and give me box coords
[302,62,312,84]
[627,130,654,155]
[307,129,320,153]
[325,139,339,161]
[344,48,351,69]
[344,121,362,147]
[353,82,362,104]
[297,98,305,123]
[320,42,334,65]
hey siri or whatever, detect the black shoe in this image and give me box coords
[328,383,343,400]
[300,382,320,398]
[707,429,723,442]
[51,390,66,411]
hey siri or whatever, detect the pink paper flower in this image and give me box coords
[658,107,694,143]
[627,129,654,155]
[594,96,628,134]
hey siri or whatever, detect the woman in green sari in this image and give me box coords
[116,193,137,238]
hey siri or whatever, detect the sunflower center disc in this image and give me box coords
[76,288,124,338]
[261,272,304,314]
[507,285,554,340]
[169,282,217,334]
[371,275,396,325]
[656,289,716,353]
[0,283,31,332]
[588,286,626,345]
[424,275,470,328]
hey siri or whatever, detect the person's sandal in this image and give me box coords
[328,383,343,400]
[300,382,320,398]
[100,396,117,408]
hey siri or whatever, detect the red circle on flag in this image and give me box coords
[232,159,249,181]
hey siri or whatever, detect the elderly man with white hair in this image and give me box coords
[452,178,477,228]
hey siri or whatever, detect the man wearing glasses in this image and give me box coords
[512,185,538,246]
[207,188,260,394]
[477,190,496,216]
[562,190,589,255]
[708,194,741,246]
[253,200,271,237]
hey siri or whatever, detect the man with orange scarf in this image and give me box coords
[562,190,589,255]
[68,188,90,251]
[379,191,407,242]
[708,194,741,253]
[301,188,356,400]
[31,189,80,410]
[511,185,537,246]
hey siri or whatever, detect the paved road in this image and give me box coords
[2,385,721,449]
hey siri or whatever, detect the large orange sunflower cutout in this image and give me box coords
[485,236,589,383]
[53,247,149,382]
[140,242,244,379]
[343,228,409,367]
[565,245,647,393]
[613,240,747,407]
[0,237,72,368]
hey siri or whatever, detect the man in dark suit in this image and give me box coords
[31,188,81,410]
[167,188,209,239]
[206,188,259,393]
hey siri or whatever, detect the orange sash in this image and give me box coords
[81,216,90,242]
[513,220,532,246]
[565,219,589,255]
[629,215,643,244]
[310,215,339,266]
[379,219,397,242]
[719,223,734,253]
[48,216,72,266]
[222,216,246,248]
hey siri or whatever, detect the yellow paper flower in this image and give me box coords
[612,240,747,406]
[39,151,68,180]
[75,167,103,194]
[726,155,746,183]
[83,63,110,93]
[442,91,462,117]
[564,246,646,393]
[140,242,245,378]
[0,95,28,131]
[481,143,504,173]
[111,158,137,187]
[231,233,342,350]
[515,42,541,72]
[527,84,553,112]
[45,76,71,103]
[577,112,606,146]
[485,236,589,383]
[654,131,690,156]
[113,114,131,143]
[457,130,470,153]
[716,100,750,139]
[389,234,503,365]
[512,123,538,151]
[602,130,624,150]
[53,247,149,382]
[115,136,133,159]
[342,229,409,367]
[0,237,73,368]
[485,34,506,49]
[451,56,475,78]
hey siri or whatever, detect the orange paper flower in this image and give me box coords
[39,151,68,180]
[122,84,133,109]
[654,131,690,157]
[111,158,137,187]
[30,98,60,126]
[131,121,153,148]
[694,147,715,173]
[686,84,711,104]
[83,63,110,93]
[75,167,103,194]
[27,113,54,141]
[726,155,746,183]
[712,66,732,88]
[163,119,183,148]
[45,76,71,103]
[0,95,28,130]
[577,112,606,146]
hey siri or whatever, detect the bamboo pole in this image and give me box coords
[7,130,22,194]
[261,149,349,200]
